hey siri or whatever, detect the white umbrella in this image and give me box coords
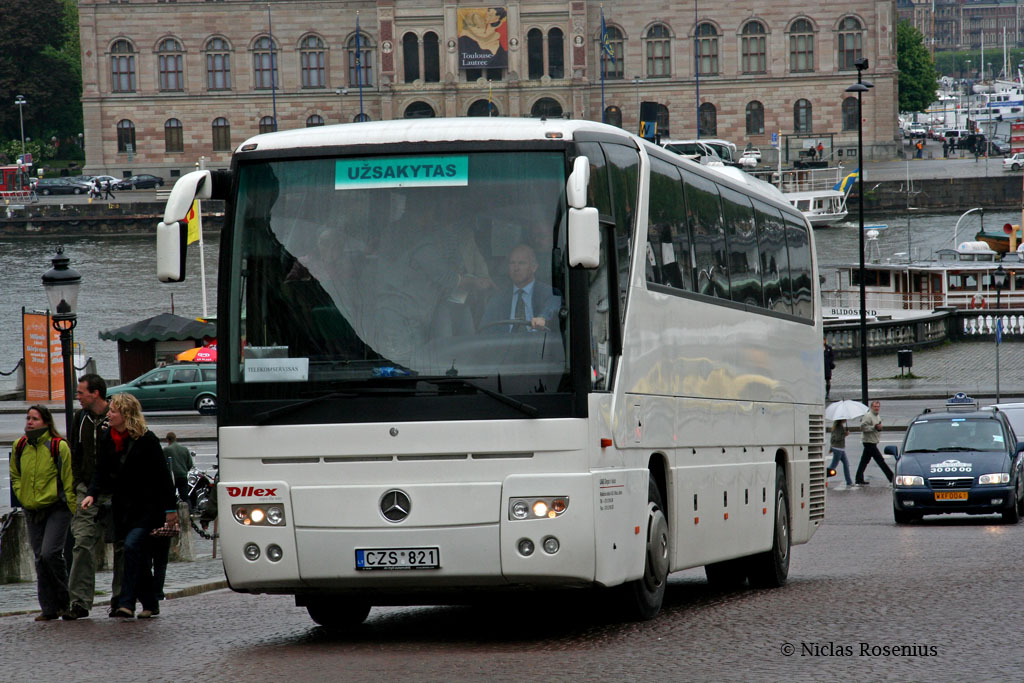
[825,400,870,422]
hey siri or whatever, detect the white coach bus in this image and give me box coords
[156,118,825,626]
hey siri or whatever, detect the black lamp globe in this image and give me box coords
[42,246,82,328]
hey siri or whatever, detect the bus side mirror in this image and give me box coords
[156,170,213,282]
[568,207,600,268]
[566,156,590,209]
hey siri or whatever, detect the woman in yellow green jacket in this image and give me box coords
[9,405,75,620]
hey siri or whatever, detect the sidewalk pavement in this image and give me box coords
[0,536,226,617]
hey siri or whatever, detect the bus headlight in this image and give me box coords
[895,475,924,487]
[979,473,1011,485]
[232,504,287,526]
[508,497,569,521]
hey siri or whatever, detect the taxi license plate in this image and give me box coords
[355,547,440,570]
[934,491,969,501]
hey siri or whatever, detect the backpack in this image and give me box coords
[13,436,67,504]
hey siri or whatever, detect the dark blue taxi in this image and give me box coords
[886,394,1024,524]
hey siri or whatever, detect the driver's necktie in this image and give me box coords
[513,289,526,331]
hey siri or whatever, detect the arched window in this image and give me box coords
[746,100,765,134]
[348,33,374,87]
[253,36,278,90]
[111,40,136,93]
[646,24,671,78]
[696,23,718,76]
[530,97,563,118]
[601,26,624,80]
[837,17,863,71]
[788,19,814,73]
[468,99,499,116]
[164,118,183,153]
[402,33,419,83]
[842,96,859,131]
[300,35,326,88]
[794,99,812,134]
[527,28,544,79]
[158,38,184,92]
[741,21,767,74]
[604,105,622,128]
[404,101,436,118]
[656,104,670,138]
[424,32,440,82]
[306,114,325,127]
[259,115,276,134]
[205,37,231,90]
[698,103,716,137]
[212,117,231,151]
[116,120,136,153]
[548,28,564,79]
[353,112,371,122]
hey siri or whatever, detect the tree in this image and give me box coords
[897,21,939,113]
[0,0,82,149]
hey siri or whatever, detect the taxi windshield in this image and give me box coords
[904,418,1007,453]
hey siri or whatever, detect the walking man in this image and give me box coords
[823,337,836,399]
[855,400,893,485]
[64,374,111,619]
[163,432,193,506]
[102,179,116,200]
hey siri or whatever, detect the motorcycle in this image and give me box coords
[186,464,218,529]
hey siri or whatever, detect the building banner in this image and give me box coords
[458,7,508,69]
[22,309,64,402]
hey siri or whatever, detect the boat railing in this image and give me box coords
[748,166,845,193]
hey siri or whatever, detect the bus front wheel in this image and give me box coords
[747,464,790,589]
[306,598,371,629]
[620,476,669,620]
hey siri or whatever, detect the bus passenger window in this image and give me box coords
[646,157,692,291]
[602,143,640,324]
[682,170,729,299]
[753,200,791,314]
[719,185,762,307]
[784,215,814,319]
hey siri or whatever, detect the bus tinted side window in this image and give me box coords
[718,185,762,307]
[752,200,791,314]
[602,143,641,324]
[681,170,729,299]
[646,157,693,291]
[575,142,613,390]
[784,213,814,319]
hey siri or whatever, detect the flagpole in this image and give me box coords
[356,12,365,120]
[600,7,606,123]
[267,3,278,131]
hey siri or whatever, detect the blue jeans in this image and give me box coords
[119,527,157,612]
[829,447,853,485]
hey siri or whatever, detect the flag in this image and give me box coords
[833,168,860,193]
[186,200,200,245]
[600,9,616,65]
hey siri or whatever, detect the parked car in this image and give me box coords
[35,177,90,195]
[1003,153,1024,171]
[988,140,1012,156]
[107,362,217,413]
[739,147,762,167]
[115,173,165,190]
[905,123,927,138]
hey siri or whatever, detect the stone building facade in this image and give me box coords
[78,0,899,178]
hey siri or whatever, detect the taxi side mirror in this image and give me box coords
[883,445,899,458]
[1016,441,1024,455]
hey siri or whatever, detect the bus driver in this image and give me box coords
[481,244,561,332]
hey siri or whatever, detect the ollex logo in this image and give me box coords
[226,486,279,497]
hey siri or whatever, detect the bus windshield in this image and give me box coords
[227,150,572,407]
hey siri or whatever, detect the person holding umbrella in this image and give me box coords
[825,400,868,488]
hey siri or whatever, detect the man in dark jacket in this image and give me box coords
[65,374,110,620]
[823,338,836,399]
[481,244,562,333]
[163,432,193,505]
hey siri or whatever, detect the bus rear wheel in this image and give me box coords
[305,597,371,629]
[747,464,790,589]
[620,476,669,620]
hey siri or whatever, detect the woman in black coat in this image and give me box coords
[82,393,177,618]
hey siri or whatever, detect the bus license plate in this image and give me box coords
[355,547,440,570]
[934,491,969,501]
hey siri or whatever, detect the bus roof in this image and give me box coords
[238,117,638,151]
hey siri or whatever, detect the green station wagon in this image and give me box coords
[107,363,217,413]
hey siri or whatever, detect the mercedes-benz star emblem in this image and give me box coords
[380,489,411,523]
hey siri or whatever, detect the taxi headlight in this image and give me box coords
[979,472,1011,485]
[895,475,924,487]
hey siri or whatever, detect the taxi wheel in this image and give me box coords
[748,464,790,589]
[306,598,371,629]
[1002,492,1020,524]
[893,508,919,524]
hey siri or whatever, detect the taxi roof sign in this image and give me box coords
[946,392,979,412]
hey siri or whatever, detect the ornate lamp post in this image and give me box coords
[994,264,1008,403]
[42,247,82,438]
[845,57,872,405]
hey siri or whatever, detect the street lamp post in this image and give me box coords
[632,76,642,134]
[846,58,872,405]
[994,264,1008,402]
[42,247,82,439]
[14,95,27,158]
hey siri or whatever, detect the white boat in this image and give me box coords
[749,165,851,227]
[822,237,1024,322]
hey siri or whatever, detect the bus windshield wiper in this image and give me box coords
[421,377,539,418]
[254,391,357,425]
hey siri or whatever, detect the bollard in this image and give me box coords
[0,511,37,583]
[169,501,195,562]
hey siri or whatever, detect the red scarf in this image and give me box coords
[110,427,128,452]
